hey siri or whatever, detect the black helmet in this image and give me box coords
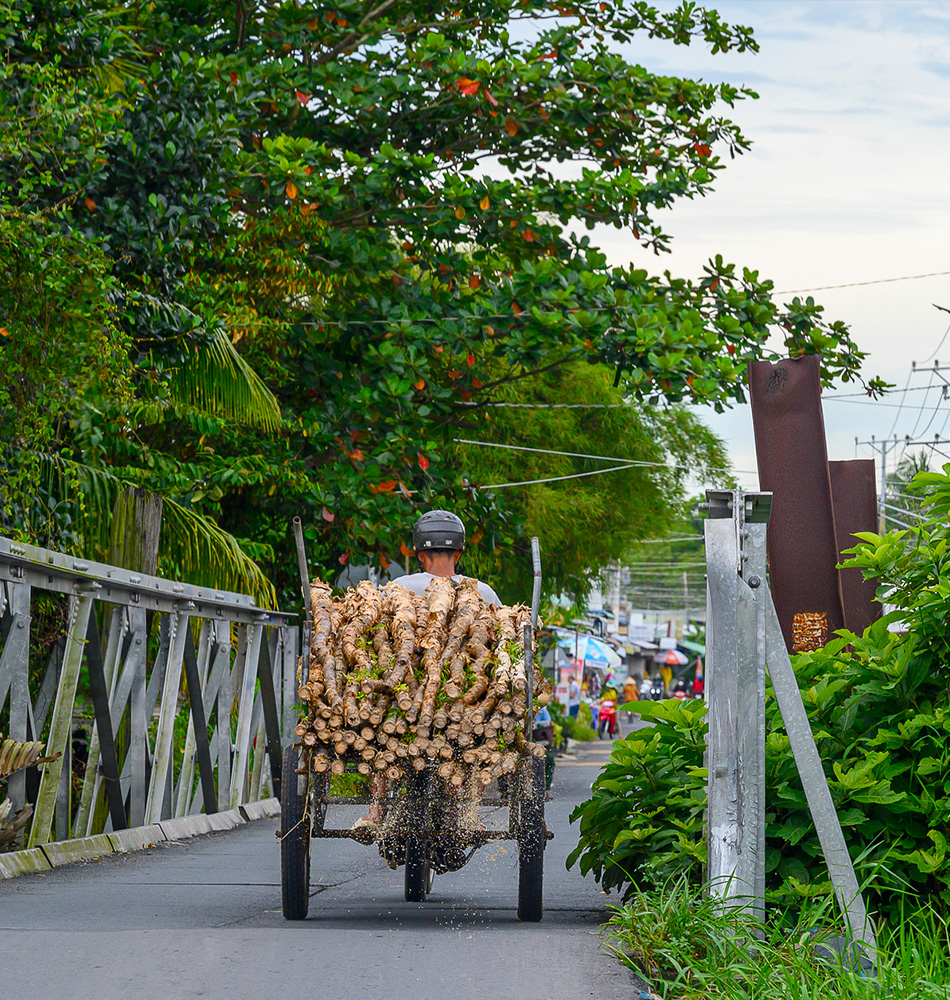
[413,510,466,552]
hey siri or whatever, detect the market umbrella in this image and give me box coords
[555,632,622,670]
[654,648,689,666]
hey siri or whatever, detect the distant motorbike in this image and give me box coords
[597,699,618,739]
[649,677,666,700]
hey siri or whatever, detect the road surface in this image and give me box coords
[0,732,650,1000]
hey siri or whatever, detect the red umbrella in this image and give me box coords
[654,649,689,666]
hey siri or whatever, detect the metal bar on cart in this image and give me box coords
[525,536,542,735]
[293,517,313,692]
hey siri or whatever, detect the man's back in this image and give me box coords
[395,571,501,606]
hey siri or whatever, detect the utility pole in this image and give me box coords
[854,435,900,533]
[682,569,689,636]
[855,432,944,532]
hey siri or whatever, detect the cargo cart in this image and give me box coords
[280,526,549,922]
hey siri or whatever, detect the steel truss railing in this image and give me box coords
[0,536,299,847]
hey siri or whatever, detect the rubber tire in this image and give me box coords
[281,743,311,920]
[404,838,431,901]
[404,771,430,902]
[518,757,545,922]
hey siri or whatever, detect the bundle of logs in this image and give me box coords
[295,577,546,790]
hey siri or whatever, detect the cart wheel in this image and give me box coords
[281,743,311,920]
[404,771,431,902]
[518,757,545,922]
[404,838,431,901]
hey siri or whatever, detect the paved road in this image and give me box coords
[0,731,649,1000]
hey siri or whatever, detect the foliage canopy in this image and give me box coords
[1,1,882,604]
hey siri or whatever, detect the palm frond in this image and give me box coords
[39,456,278,608]
[168,325,283,433]
[132,293,282,432]
[160,497,277,609]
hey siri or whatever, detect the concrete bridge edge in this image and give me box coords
[0,798,280,879]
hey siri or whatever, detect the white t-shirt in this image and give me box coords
[568,680,581,708]
[395,572,501,606]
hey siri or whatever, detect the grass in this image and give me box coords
[604,877,950,999]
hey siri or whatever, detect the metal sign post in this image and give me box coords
[704,490,769,916]
[704,489,877,960]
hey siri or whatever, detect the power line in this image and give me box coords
[455,437,756,475]
[633,536,704,544]
[479,463,637,490]
[776,269,950,295]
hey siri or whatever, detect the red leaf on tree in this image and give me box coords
[419,454,430,470]
[539,50,557,59]
[400,542,413,557]
[471,527,484,544]
[84,197,96,212]
[413,377,425,390]
[523,229,536,242]
[483,87,498,107]
[467,354,475,366]
[512,302,523,317]
[447,370,463,379]
[229,72,238,85]
[455,78,480,96]
[296,90,311,105]
[433,345,444,354]
[393,275,403,287]
[727,344,736,355]
[472,377,483,388]
[379,553,391,570]
[468,275,481,290]
[338,551,351,565]
[377,480,398,492]
[504,116,519,137]
[322,507,335,522]
[694,143,711,158]
[350,449,364,461]
[709,277,720,292]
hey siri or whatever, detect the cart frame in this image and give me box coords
[280,532,548,921]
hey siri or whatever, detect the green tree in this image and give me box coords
[458,363,730,603]
[5,1,883,606]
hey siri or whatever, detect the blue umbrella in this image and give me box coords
[554,631,622,670]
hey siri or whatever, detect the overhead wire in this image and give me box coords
[775,269,950,295]
[454,437,757,476]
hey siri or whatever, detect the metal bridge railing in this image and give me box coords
[0,536,298,848]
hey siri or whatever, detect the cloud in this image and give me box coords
[921,60,950,78]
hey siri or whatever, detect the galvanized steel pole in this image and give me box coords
[704,490,770,916]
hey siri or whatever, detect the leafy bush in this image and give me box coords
[570,466,950,924]
[567,699,707,894]
[563,701,598,741]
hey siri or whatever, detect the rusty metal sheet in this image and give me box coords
[829,459,881,635]
[748,356,844,652]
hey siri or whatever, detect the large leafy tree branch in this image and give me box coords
[4,0,884,606]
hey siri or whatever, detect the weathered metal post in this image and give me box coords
[704,487,877,959]
[704,489,770,916]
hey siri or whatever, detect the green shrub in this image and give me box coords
[567,698,707,894]
[569,466,950,924]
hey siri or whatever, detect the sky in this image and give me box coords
[592,0,950,490]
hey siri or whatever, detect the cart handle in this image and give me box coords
[526,537,542,733]
[293,517,313,686]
